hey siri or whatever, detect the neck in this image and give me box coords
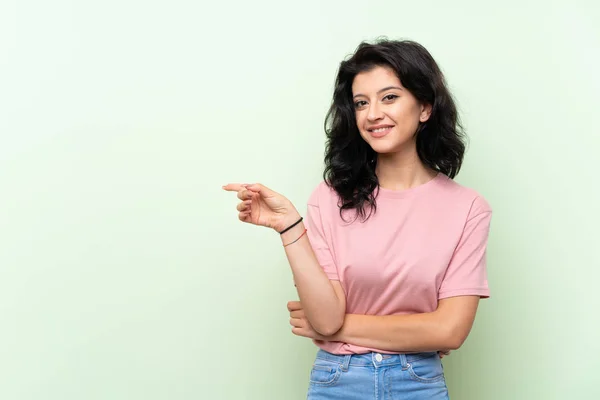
[375,147,437,191]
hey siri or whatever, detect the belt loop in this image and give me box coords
[399,353,408,369]
[341,354,351,372]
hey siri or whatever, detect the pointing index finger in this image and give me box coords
[222,183,247,192]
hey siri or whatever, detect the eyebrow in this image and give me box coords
[353,86,403,99]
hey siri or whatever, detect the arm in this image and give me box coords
[329,296,480,352]
[325,202,492,351]
[280,212,346,337]
[289,196,492,348]
[224,182,346,336]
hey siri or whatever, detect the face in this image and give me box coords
[352,65,431,155]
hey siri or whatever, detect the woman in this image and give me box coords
[223,39,492,399]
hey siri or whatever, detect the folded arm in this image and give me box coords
[329,296,479,352]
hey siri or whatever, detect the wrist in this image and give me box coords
[280,220,305,244]
[277,210,302,234]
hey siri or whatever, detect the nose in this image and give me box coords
[367,102,384,122]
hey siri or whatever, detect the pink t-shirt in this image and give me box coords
[304,173,492,355]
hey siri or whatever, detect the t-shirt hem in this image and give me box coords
[314,342,434,356]
[438,288,490,299]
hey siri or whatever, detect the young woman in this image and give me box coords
[223,39,492,399]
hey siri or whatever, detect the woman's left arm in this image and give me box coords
[333,296,479,352]
[289,295,479,352]
[290,197,492,352]
[346,198,491,352]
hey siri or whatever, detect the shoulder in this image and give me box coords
[307,180,338,207]
[435,174,492,218]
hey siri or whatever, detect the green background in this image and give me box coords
[1,1,598,399]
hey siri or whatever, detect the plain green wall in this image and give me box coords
[1,1,598,399]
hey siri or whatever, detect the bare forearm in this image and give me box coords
[331,313,460,353]
[324,297,479,352]
[281,217,344,336]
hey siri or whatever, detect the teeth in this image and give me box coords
[372,127,390,133]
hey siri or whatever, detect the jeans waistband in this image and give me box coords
[316,349,440,370]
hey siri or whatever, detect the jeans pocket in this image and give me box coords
[309,360,342,386]
[407,353,445,383]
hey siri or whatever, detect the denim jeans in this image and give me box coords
[306,349,449,399]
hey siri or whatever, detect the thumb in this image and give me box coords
[246,183,276,197]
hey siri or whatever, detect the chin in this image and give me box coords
[367,140,403,155]
[366,136,416,155]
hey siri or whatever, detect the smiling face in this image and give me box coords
[352,65,432,155]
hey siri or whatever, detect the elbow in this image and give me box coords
[314,319,343,337]
[443,327,469,351]
[311,300,345,337]
[313,314,344,337]
[444,337,464,351]
[315,326,339,337]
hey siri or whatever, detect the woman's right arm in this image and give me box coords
[278,211,346,336]
[223,182,345,337]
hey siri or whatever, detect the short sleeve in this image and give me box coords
[438,196,492,300]
[304,184,339,281]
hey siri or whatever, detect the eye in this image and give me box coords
[383,94,399,102]
[354,100,367,109]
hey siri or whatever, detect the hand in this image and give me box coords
[287,300,328,341]
[439,350,451,358]
[222,183,300,232]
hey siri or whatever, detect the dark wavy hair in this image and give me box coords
[323,38,466,221]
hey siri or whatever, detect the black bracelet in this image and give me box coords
[279,216,303,235]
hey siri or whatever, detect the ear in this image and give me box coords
[419,103,432,122]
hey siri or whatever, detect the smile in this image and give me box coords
[367,125,394,138]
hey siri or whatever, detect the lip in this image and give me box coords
[367,125,394,138]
